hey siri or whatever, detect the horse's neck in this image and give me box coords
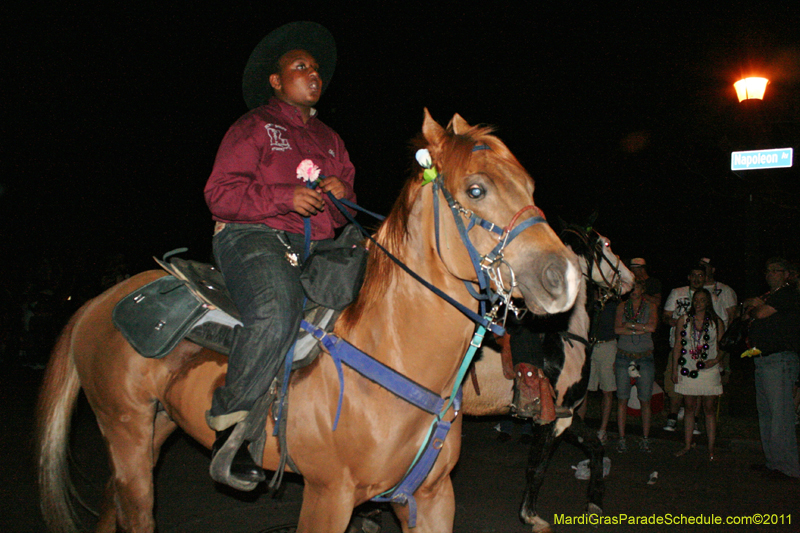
[340,200,480,394]
[567,259,590,339]
[550,259,589,406]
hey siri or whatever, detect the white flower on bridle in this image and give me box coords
[415,148,438,185]
[415,148,432,169]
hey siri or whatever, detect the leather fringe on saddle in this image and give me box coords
[495,333,566,424]
[512,362,558,423]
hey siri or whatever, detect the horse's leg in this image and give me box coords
[89,398,165,533]
[562,417,604,515]
[94,410,176,533]
[520,421,559,533]
[95,479,118,533]
[296,484,356,533]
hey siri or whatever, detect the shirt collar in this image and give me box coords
[268,97,318,124]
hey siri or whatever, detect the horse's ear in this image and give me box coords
[422,108,446,149]
[450,113,471,135]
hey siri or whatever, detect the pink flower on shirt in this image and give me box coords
[296,159,321,184]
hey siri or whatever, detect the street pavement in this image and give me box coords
[2,365,798,533]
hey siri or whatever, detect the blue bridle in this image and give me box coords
[431,145,548,325]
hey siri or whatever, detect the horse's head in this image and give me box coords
[415,109,580,315]
[560,225,635,296]
[590,232,634,295]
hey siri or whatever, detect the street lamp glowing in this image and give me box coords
[734,77,769,102]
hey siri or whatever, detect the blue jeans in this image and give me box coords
[614,352,655,401]
[754,351,800,477]
[207,223,329,430]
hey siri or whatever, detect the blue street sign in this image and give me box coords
[731,148,793,171]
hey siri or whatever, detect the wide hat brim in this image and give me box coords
[242,21,336,110]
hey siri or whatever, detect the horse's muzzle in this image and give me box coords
[518,255,580,315]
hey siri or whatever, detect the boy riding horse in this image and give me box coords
[204,21,356,486]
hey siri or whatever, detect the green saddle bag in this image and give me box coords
[112,275,208,358]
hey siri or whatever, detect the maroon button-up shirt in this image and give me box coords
[204,98,356,240]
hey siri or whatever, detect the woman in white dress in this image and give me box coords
[671,288,725,460]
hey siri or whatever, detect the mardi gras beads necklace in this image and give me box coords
[624,298,646,344]
[678,314,710,379]
[624,298,645,324]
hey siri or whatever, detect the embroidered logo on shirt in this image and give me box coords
[265,124,291,152]
[328,149,335,157]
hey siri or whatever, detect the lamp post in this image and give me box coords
[733,76,770,297]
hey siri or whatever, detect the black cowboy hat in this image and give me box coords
[242,21,336,110]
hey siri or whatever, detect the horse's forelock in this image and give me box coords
[437,124,520,186]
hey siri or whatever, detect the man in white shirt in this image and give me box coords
[699,257,738,328]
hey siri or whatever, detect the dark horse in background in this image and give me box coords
[463,224,634,533]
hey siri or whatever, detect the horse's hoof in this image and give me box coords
[587,502,603,516]
[520,507,535,525]
[529,516,554,533]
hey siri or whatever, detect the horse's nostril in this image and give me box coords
[543,264,565,294]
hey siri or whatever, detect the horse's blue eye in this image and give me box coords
[467,186,485,199]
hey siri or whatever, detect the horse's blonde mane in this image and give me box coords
[338,119,526,331]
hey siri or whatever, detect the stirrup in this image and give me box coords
[209,422,263,491]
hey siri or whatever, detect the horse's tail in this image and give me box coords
[36,305,85,533]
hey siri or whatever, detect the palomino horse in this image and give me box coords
[462,226,634,533]
[37,110,581,533]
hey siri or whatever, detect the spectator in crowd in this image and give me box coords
[662,265,710,433]
[672,289,724,460]
[699,257,738,328]
[614,279,658,453]
[744,257,800,479]
[629,258,662,309]
[576,293,620,444]
[698,257,738,385]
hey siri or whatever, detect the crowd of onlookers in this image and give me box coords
[578,255,800,481]
[493,254,800,481]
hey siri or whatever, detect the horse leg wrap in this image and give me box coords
[512,363,556,423]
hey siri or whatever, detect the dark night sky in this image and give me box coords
[3,2,800,298]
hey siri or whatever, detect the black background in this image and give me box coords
[4,1,800,300]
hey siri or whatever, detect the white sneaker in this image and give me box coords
[616,437,627,453]
[677,407,685,421]
[597,430,608,444]
[693,422,701,436]
[663,418,677,432]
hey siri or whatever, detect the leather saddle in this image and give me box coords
[112,257,339,368]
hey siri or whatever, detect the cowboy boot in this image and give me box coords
[512,363,557,423]
[212,425,266,484]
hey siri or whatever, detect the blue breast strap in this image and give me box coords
[299,319,470,528]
